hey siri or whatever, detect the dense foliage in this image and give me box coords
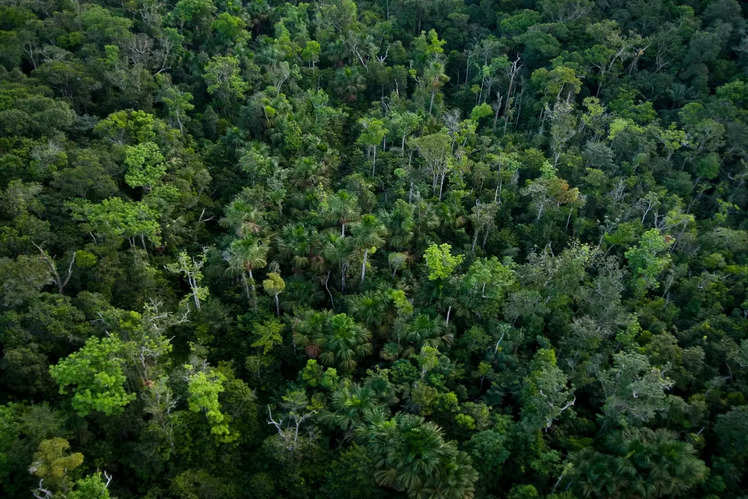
[1,0,746,497]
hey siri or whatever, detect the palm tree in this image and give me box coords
[320,313,372,372]
[352,214,387,284]
[323,231,352,292]
[360,413,478,499]
[262,272,285,317]
[278,223,313,270]
[224,237,268,309]
[222,194,266,237]
[292,310,372,373]
[326,190,360,237]
[323,381,376,434]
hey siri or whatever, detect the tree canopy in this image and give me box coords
[0,0,746,497]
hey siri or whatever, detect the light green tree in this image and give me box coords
[410,131,452,200]
[424,243,463,281]
[49,336,135,417]
[185,364,235,442]
[68,197,162,249]
[263,272,285,316]
[123,141,166,191]
[67,472,111,499]
[251,318,284,355]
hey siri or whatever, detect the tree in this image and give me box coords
[293,310,372,372]
[468,201,497,251]
[466,427,510,488]
[203,55,248,108]
[171,0,216,31]
[462,257,516,306]
[325,190,361,237]
[422,59,449,115]
[166,250,209,311]
[410,132,452,200]
[251,318,284,355]
[600,351,673,426]
[224,237,268,309]
[266,389,317,455]
[624,229,673,295]
[360,413,478,499]
[424,243,463,281]
[0,254,51,308]
[390,111,421,156]
[263,272,285,317]
[49,336,135,417]
[352,214,387,284]
[320,313,372,372]
[358,117,387,176]
[714,405,748,491]
[520,348,575,431]
[68,197,162,249]
[185,364,234,442]
[67,472,112,499]
[29,438,83,496]
[156,75,194,134]
[123,141,166,191]
[32,243,76,295]
[567,428,707,498]
[93,110,159,145]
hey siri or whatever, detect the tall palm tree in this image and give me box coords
[326,190,360,237]
[352,214,387,284]
[323,231,352,292]
[224,237,268,309]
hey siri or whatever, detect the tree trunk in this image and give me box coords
[241,273,250,300]
[536,202,545,222]
[493,93,503,130]
[438,170,446,201]
[274,294,280,317]
[192,287,201,310]
[360,248,368,284]
[324,271,335,309]
[249,269,257,310]
[503,59,519,134]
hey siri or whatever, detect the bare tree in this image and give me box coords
[33,242,76,294]
[503,55,522,134]
[267,405,317,453]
